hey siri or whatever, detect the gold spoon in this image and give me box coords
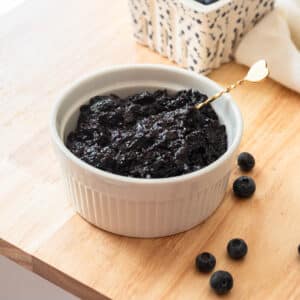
[195,60,270,110]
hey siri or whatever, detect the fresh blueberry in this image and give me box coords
[238,152,255,171]
[298,244,300,255]
[195,0,219,5]
[210,271,233,295]
[227,238,248,259]
[233,176,256,198]
[195,252,216,273]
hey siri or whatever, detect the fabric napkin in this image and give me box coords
[277,0,300,49]
[235,0,300,93]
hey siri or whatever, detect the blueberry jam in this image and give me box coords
[66,90,227,179]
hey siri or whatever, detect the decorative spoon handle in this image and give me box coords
[195,79,245,110]
[195,60,269,110]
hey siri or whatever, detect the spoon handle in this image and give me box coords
[195,79,245,110]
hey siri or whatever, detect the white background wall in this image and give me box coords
[0,256,79,300]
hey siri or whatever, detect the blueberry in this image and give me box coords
[195,252,216,273]
[233,176,256,198]
[298,244,300,255]
[195,0,219,5]
[131,91,155,105]
[238,152,255,171]
[90,97,116,112]
[210,271,233,295]
[227,238,248,259]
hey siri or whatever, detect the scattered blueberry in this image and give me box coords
[238,152,255,171]
[233,176,256,198]
[195,252,216,273]
[227,238,248,260]
[298,244,300,255]
[210,271,233,295]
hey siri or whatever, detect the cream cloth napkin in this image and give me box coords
[235,1,300,93]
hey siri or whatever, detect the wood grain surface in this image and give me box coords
[1,0,300,299]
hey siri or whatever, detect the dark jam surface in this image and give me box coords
[66,90,227,179]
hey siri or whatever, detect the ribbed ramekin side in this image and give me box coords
[63,171,231,238]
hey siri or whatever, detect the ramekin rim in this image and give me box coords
[50,64,243,185]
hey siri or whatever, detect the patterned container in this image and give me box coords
[129,0,275,73]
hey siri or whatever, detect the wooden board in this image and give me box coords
[1,0,300,299]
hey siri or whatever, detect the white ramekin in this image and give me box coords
[50,64,243,238]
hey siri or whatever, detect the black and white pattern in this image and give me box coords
[129,0,275,74]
